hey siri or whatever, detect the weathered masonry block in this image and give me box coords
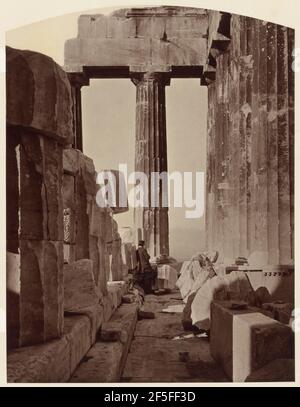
[62,148,129,295]
[210,301,294,382]
[6,46,73,348]
[65,7,208,73]
[7,281,129,383]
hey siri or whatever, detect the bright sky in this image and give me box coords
[6,6,208,259]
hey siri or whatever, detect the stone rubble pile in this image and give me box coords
[177,253,294,333]
[175,252,294,382]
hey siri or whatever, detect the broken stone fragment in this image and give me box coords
[121,243,132,270]
[97,238,109,296]
[262,302,294,324]
[138,309,155,320]
[98,322,128,344]
[19,239,64,346]
[111,238,122,281]
[7,47,73,145]
[19,134,64,242]
[88,235,100,286]
[63,174,75,210]
[235,257,248,266]
[178,351,190,362]
[254,287,272,307]
[119,227,134,244]
[210,301,294,382]
[104,213,114,244]
[63,148,80,175]
[121,264,129,280]
[88,202,104,237]
[245,359,294,382]
[122,294,136,304]
[112,219,119,239]
[96,170,128,214]
[229,301,248,310]
[64,259,101,312]
[245,290,257,306]
[79,154,96,195]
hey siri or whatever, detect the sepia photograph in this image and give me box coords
[2,1,297,386]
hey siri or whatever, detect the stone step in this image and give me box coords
[7,281,129,383]
[69,303,138,382]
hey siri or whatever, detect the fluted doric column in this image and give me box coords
[131,72,170,260]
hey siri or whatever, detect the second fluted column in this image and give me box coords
[131,72,170,260]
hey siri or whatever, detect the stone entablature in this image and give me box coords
[64,6,208,74]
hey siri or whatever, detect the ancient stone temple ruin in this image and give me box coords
[6,6,294,383]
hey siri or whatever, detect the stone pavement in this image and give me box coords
[122,290,229,383]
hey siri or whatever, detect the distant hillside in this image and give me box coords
[169,227,206,262]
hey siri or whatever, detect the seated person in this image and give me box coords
[135,240,157,294]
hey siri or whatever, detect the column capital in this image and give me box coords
[68,72,90,88]
[131,71,171,87]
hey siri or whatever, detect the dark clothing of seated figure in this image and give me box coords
[135,242,157,294]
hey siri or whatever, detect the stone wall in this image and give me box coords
[205,15,294,268]
[6,47,73,348]
[6,47,129,350]
[62,148,129,295]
